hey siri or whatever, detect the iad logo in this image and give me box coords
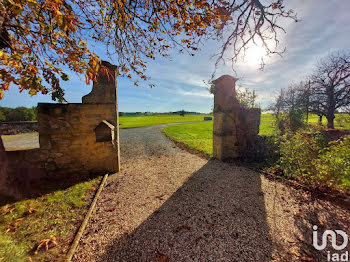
[313,225,349,261]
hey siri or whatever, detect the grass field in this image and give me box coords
[163,114,350,156]
[120,113,350,132]
[0,177,101,262]
[119,114,211,129]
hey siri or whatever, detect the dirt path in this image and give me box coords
[73,124,350,262]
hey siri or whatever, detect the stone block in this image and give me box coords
[85,114,102,119]
[39,135,51,149]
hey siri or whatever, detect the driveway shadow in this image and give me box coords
[293,192,350,261]
[99,160,273,261]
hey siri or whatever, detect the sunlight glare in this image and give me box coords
[243,43,267,67]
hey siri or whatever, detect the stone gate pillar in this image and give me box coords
[37,60,120,175]
[213,75,261,161]
[82,61,118,104]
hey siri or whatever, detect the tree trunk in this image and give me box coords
[326,114,335,129]
[326,86,336,129]
[318,115,322,125]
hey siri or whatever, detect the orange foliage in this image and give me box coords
[0,0,295,101]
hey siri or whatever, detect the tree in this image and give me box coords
[268,88,285,120]
[291,80,312,122]
[0,110,5,121]
[270,84,306,133]
[6,107,36,121]
[0,0,296,101]
[270,84,304,116]
[309,52,350,129]
[236,87,257,108]
[0,106,36,121]
[179,110,185,117]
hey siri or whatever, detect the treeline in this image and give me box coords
[270,51,350,130]
[0,108,204,121]
[0,106,37,122]
[119,111,203,116]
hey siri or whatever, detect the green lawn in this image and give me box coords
[119,114,211,129]
[163,121,214,156]
[259,114,276,135]
[0,177,101,262]
[163,113,350,157]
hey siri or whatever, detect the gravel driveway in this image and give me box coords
[73,124,350,262]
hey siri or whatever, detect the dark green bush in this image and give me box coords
[288,108,305,132]
[277,132,350,189]
[316,137,350,187]
[278,132,319,185]
[276,108,305,134]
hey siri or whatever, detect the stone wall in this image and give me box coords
[0,145,46,199]
[37,103,119,174]
[0,61,120,199]
[37,60,120,175]
[0,121,38,135]
[213,75,261,161]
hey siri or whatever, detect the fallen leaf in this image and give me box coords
[89,187,97,191]
[32,237,57,255]
[295,212,302,217]
[23,208,37,217]
[300,256,317,262]
[288,250,299,257]
[154,255,169,262]
[5,223,16,233]
[4,208,14,214]
[27,208,37,214]
[15,217,24,222]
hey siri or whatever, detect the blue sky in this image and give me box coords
[1,0,349,113]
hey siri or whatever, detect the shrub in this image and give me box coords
[277,132,350,189]
[276,108,305,134]
[255,134,281,164]
[278,132,319,185]
[316,137,350,187]
[288,108,305,132]
[309,124,328,149]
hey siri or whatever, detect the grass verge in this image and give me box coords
[0,176,101,262]
[163,121,213,156]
